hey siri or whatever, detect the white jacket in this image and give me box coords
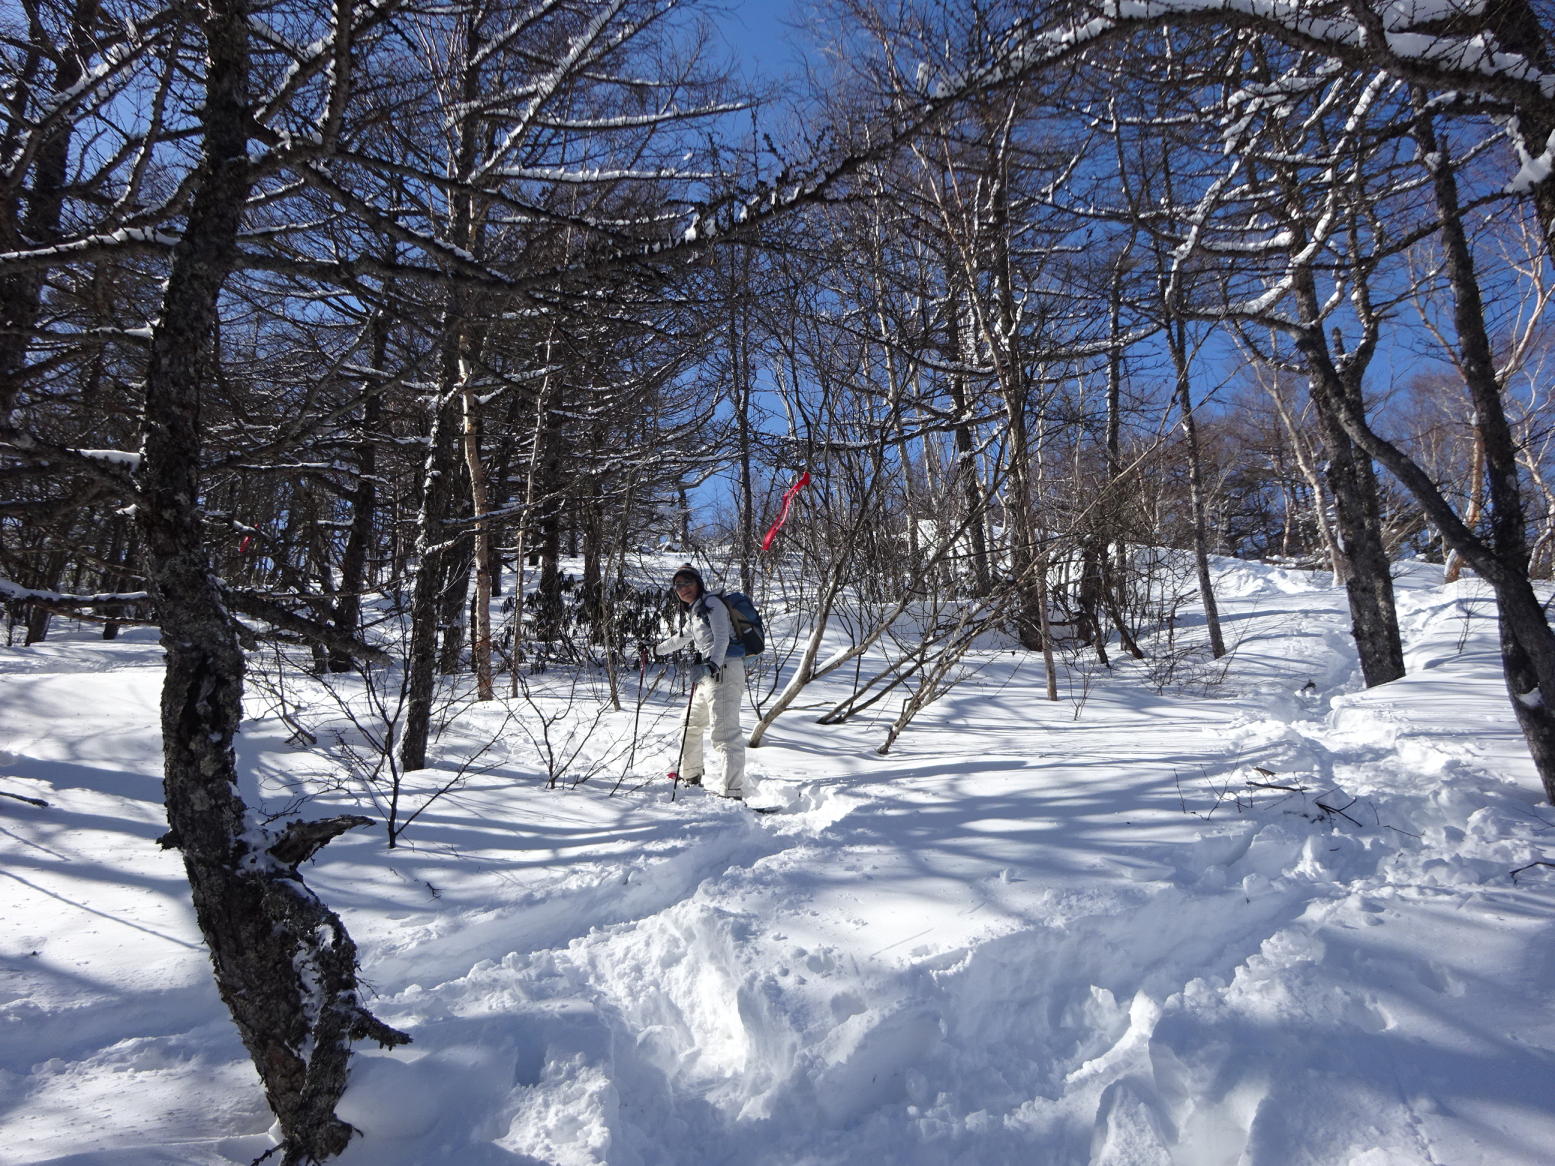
[656,593,736,669]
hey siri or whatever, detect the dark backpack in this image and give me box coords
[699,590,765,656]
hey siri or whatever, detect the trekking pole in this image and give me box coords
[667,663,697,801]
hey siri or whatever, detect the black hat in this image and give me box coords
[670,563,704,591]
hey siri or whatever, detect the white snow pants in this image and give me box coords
[679,656,747,798]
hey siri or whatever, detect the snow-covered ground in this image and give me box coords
[3,559,1554,1165]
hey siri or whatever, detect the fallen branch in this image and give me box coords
[1511,860,1555,883]
[1314,795,1363,828]
[0,788,49,808]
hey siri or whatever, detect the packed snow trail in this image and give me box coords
[2,560,1554,1165]
[335,566,1555,1166]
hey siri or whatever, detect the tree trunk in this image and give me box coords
[23,546,68,644]
[1422,107,1555,799]
[437,522,473,676]
[945,286,993,596]
[1036,548,1060,700]
[1307,361,1406,686]
[136,5,407,1162]
[534,441,565,645]
[0,0,97,418]
[1167,316,1227,659]
[1075,541,1111,664]
[1103,249,1145,659]
[1096,551,1144,659]
[581,500,603,645]
[1289,266,1406,687]
[731,247,758,596]
[399,385,463,771]
[462,366,494,699]
[506,369,550,690]
[983,145,1045,648]
[328,373,382,673]
[1443,423,1485,585]
[100,515,133,640]
[749,563,844,748]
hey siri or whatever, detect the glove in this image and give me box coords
[707,662,722,683]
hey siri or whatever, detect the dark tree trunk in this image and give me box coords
[329,382,382,673]
[400,387,464,772]
[303,489,333,675]
[407,38,487,749]
[534,443,566,644]
[1277,108,1555,801]
[1003,405,1046,651]
[486,382,530,600]
[1096,551,1144,659]
[1418,109,1555,801]
[1476,0,1555,257]
[728,243,758,595]
[100,515,133,640]
[1336,391,1555,806]
[437,529,473,675]
[1304,357,1406,687]
[1499,589,1555,790]
[1075,540,1110,665]
[136,7,408,1162]
[581,500,604,645]
[23,546,68,644]
[1289,271,1406,687]
[944,287,992,596]
[0,0,98,418]
[985,161,1045,649]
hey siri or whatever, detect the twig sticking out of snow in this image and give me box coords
[0,787,49,808]
[1510,860,1555,883]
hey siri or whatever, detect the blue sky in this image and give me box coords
[712,0,811,83]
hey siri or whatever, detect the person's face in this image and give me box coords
[673,577,699,601]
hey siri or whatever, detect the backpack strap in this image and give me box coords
[693,592,738,645]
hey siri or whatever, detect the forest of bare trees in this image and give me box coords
[5,0,1555,1159]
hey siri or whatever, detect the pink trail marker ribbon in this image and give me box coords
[761,471,811,551]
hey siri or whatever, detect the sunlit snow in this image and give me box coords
[2,557,1552,1165]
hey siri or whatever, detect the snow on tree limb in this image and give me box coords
[979,1,1555,192]
[0,577,149,605]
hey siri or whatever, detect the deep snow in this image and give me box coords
[2,559,1554,1165]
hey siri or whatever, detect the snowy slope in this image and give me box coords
[2,559,1553,1165]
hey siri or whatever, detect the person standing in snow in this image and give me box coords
[655,564,748,800]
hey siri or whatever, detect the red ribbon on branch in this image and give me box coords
[760,471,811,551]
